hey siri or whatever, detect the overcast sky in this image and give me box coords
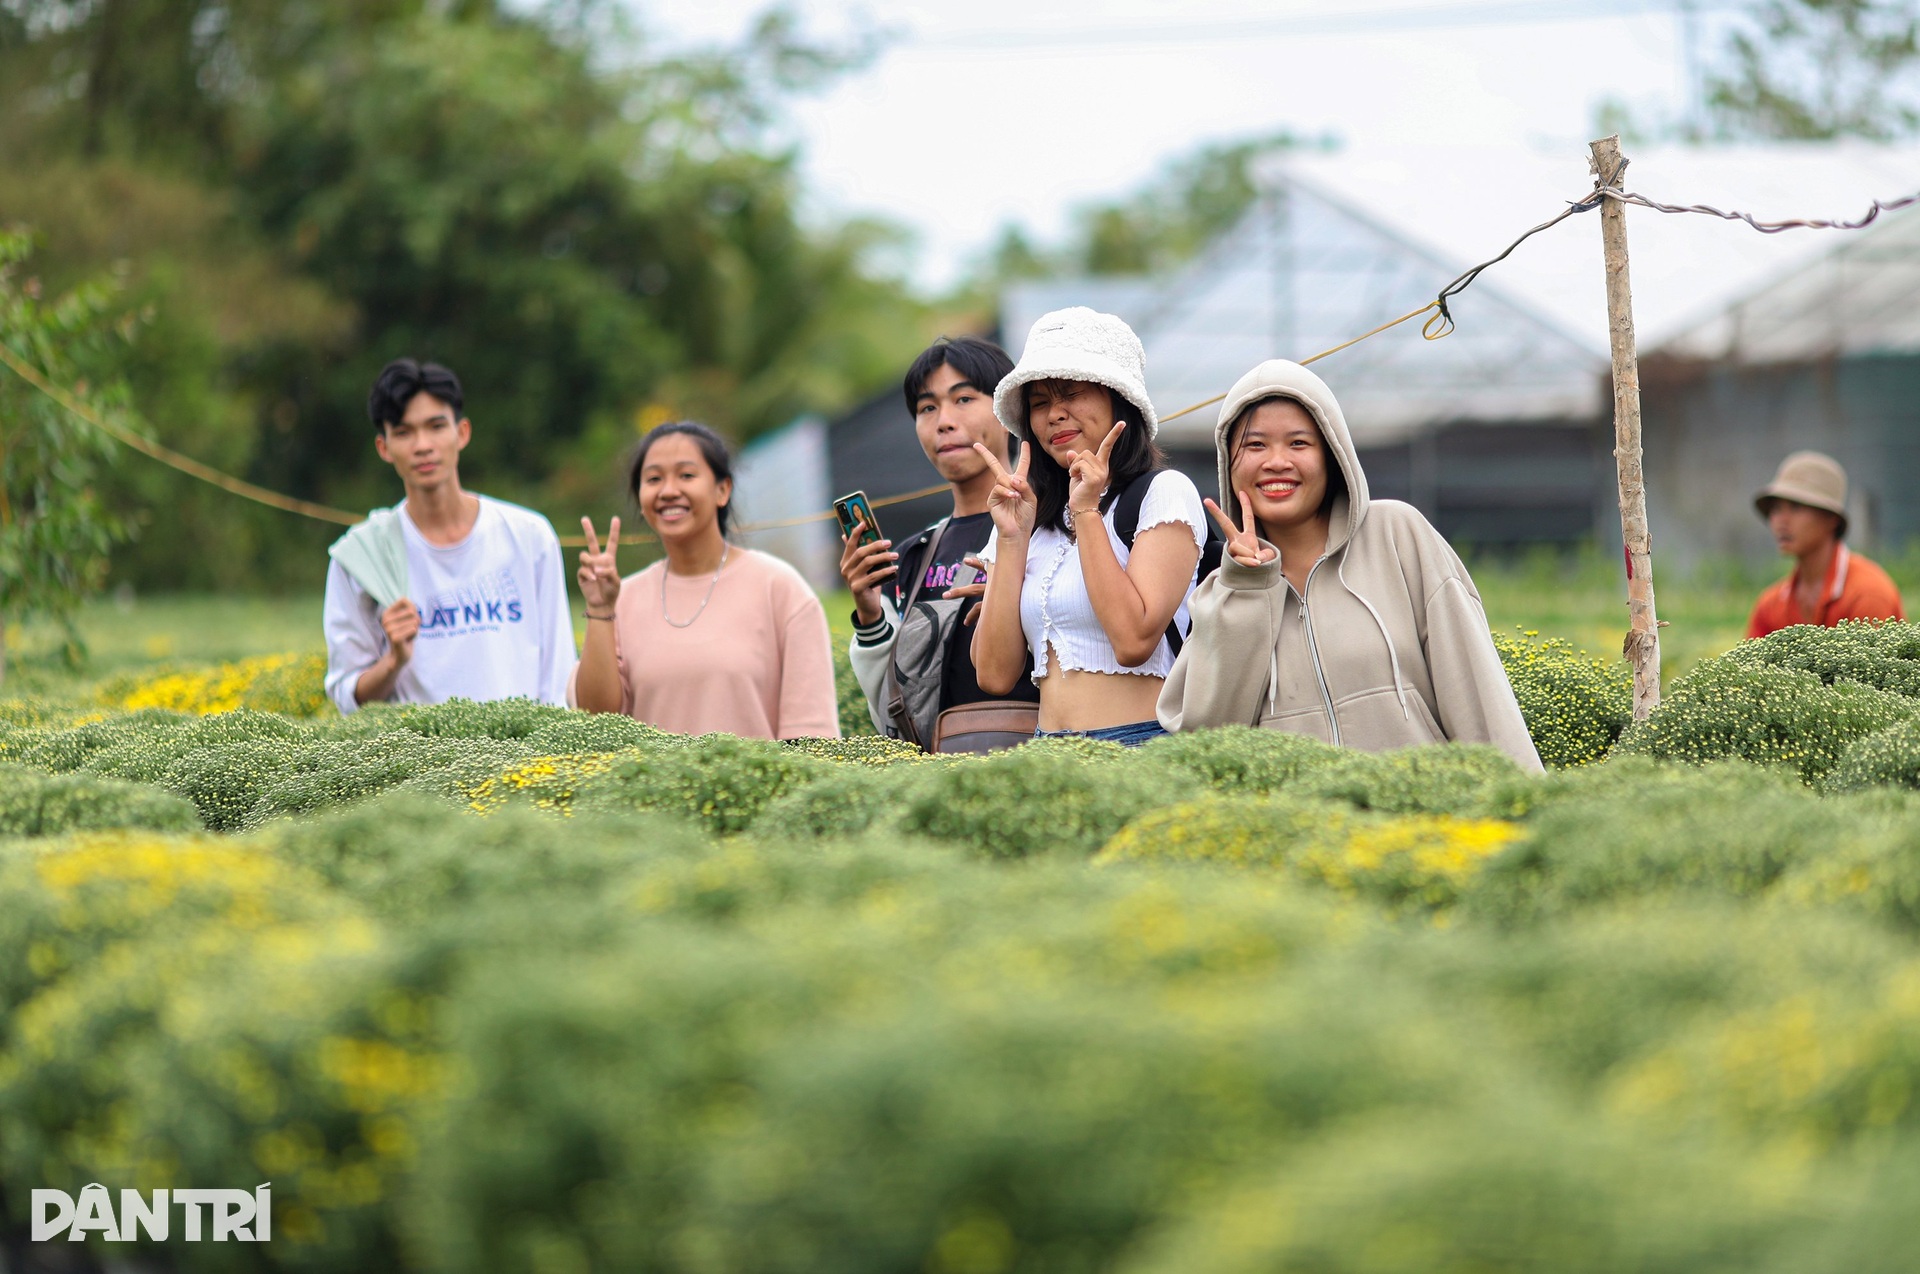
[640,0,1710,291]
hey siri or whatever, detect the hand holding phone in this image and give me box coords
[835,490,896,625]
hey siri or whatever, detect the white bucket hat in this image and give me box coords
[993,307,1159,442]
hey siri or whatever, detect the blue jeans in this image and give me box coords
[1034,719,1168,747]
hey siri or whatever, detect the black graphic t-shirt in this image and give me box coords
[887,513,1040,711]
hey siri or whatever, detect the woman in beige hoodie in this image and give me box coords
[1157,360,1543,772]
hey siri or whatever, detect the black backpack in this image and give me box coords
[1111,469,1224,656]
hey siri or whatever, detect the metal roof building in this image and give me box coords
[1002,141,1920,555]
[1003,161,1606,450]
[1003,147,1618,543]
[1636,189,1920,563]
[1657,196,1920,364]
[765,142,1920,584]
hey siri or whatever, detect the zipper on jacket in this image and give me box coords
[1287,559,1342,747]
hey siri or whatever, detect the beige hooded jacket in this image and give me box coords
[1157,360,1543,772]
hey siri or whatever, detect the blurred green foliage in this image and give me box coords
[14,552,1920,1263]
[0,231,139,673]
[0,1,933,589]
[1708,0,1920,142]
[0,762,199,836]
[11,631,1920,1265]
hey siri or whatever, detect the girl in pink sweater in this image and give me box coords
[570,422,840,740]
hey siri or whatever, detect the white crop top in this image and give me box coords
[981,469,1206,682]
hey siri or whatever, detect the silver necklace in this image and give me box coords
[662,543,730,628]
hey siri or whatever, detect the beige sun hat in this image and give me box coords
[993,307,1158,442]
[1754,450,1849,536]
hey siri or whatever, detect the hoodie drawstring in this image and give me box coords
[1337,553,1409,720]
[1267,587,1283,717]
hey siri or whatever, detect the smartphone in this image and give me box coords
[833,491,883,547]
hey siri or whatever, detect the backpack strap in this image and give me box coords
[1112,471,1218,657]
[883,517,949,746]
[1111,470,1156,551]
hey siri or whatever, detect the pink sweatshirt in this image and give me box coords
[571,548,840,739]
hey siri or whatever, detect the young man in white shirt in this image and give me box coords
[322,358,576,712]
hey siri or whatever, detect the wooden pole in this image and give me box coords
[1590,135,1661,718]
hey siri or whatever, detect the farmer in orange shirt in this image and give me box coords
[1747,451,1904,639]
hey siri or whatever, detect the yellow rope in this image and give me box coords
[555,481,954,546]
[0,296,1451,546]
[0,339,363,526]
[1154,300,1444,427]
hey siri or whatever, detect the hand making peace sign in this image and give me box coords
[1064,419,1124,517]
[578,516,624,611]
[1204,490,1278,568]
[972,441,1037,542]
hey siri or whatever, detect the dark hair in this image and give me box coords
[629,421,736,536]
[902,336,1015,415]
[1225,398,1347,524]
[368,358,464,434]
[1028,386,1164,533]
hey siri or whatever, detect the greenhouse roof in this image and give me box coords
[1281,141,1920,357]
[1004,141,1920,446]
[1651,198,1920,363]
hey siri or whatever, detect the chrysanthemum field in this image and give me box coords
[6,622,1920,1270]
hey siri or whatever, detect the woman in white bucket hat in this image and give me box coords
[969,307,1207,745]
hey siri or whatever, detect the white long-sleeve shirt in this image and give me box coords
[323,495,576,713]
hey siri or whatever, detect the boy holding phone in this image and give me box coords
[841,336,1039,738]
